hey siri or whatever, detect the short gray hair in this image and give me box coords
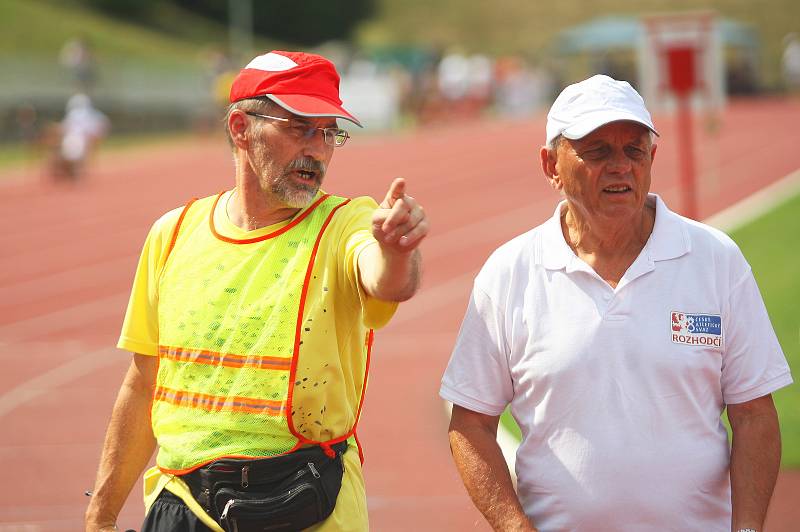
[547,134,563,152]
[223,97,280,147]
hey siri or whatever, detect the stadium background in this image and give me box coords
[0,1,798,530]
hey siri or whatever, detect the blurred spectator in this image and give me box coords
[208,50,237,111]
[494,56,553,118]
[8,103,42,168]
[438,50,471,102]
[195,48,238,132]
[48,94,110,181]
[726,49,759,95]
[434,50,496,121]
[340,55,402,130]
[781,33,800,93]
[591,52,637,87]
[59,36,97,93]
[467,54,494,98]
[14,103,39,145]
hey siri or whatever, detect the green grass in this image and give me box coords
[501,189,800,467]
[729,191,800,466]
[0,0,279,106]
[0,143,39,169]
[0,0,283,66]
[0,0,212,62]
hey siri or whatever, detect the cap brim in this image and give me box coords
[267,94,362,127]
[562,111,659,140]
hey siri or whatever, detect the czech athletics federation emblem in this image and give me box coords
[671,311,723,348]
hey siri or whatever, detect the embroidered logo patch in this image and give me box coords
[671,311,723,347]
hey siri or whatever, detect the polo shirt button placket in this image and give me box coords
[602,292,613,311]
[601,291,620,320]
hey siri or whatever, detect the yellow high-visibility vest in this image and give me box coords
[152,192,370,473]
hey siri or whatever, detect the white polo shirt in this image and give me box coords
[440,194,792,532]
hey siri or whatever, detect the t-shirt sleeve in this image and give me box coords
[337,197,398,330]
[720,268,793,404]
[117,208,182,356]
[440,284,513,416]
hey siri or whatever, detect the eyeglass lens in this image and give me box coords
[248,112,348,146]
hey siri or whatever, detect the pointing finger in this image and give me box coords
[381,177,406,208]
[382,200,412,233]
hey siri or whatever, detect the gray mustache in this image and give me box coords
[287,158,326,175]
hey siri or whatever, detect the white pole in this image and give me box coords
[229,0,254,62]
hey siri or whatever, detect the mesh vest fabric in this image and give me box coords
[153,193,363,473]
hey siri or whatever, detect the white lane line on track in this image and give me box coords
[0,194,548,341]
[0,293,128,342]
[0,255,136,305]
[391,271,477,327]
[0,198,493,417]
[705,168,800,232]
[4,168,797,443]
[0,346,120,419]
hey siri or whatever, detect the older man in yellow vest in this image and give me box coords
[86,50,428,532]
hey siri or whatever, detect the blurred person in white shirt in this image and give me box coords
[51,93,110,181]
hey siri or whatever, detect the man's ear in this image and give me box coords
[229,110,249,149]
[540,145,561,190]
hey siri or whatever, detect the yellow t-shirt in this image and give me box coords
[119,189,397,531]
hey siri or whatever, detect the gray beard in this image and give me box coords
[271,174,319,208]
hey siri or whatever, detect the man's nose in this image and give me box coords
[302,128,331,158]
[607,148,632,172]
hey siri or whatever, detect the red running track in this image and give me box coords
[0,97,798,530]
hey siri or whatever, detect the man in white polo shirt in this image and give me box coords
[440,75,792,532]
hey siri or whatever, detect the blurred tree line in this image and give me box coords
[79,0,376,45]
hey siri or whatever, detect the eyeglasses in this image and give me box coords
[244,112,350,147]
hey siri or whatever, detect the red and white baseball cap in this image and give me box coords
[545,74,658,145]
[230,50,361,127]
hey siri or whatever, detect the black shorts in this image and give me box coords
[140,489,214,532]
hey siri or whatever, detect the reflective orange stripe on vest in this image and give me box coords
[158,345,292,371]
[154,386,286,415]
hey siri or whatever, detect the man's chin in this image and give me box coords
[269,175,322,209]
[279,188,319,209]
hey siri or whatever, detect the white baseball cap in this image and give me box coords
[545,74,658,146]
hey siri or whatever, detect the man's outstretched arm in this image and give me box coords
[448,405,538,532]
[85,354,158,531]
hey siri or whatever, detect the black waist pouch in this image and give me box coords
[182,441,348,532]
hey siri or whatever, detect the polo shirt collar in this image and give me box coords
[537,193,690,271]
[648,193,691,261]
[538,202,576,270]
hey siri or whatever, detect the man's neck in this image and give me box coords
[561,200,656,287]
[226,183,301,231]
